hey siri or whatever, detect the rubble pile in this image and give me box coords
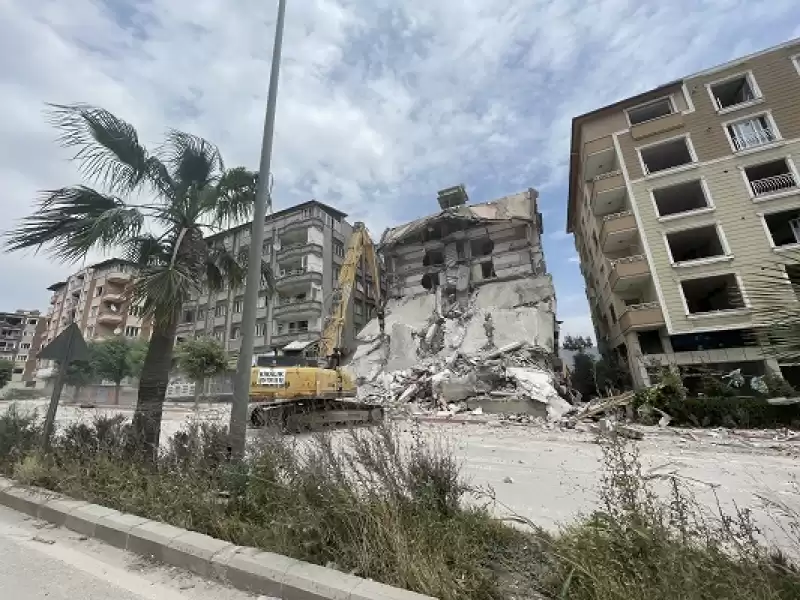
[346,278,572,420]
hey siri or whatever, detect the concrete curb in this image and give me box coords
[0,477,434,600]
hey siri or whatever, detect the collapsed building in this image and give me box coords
[346,186,571,419]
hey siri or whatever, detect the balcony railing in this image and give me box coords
[750,172,797,196]
[731,127,775,151]
[603,209,632,222]
[594,169,622,182]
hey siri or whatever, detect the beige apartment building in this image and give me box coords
[0,310,47,385]
[176,200,379,356]
[44,258,152,352]
[568,38,800,389]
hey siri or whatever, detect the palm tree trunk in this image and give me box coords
[114,383,121,406]
[193,378,201,410]
[132,316,178,460]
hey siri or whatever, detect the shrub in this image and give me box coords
[0,404,42,473]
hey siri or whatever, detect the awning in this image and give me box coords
[283,339,317,351]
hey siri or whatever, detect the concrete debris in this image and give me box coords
[503,476,514,484]
[592,418,645,440]
[569,391,636,424]
[346,280,567,420]
[767,396,800,406]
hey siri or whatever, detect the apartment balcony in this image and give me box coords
[609,255,650,292]
[751,172,797,197]
[273,299,323,318]
[276,267,323,290]
[213,315,227,328]
[277,242,323,262]
[279,214,325,237]
[619,302,665,333]
[582,135,618,181]
[102,291,125,303]
[630,112,684,141]
[106,271,132,284]
[591,170,626,217]
[600,210,638,252]
[97,312,123,326]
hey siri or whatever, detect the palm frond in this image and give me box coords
[132,265,194,328]
[206,245,246,293]
[162,130,223,192]
[746,249,800,365]
[123,234,172,267]
[4,186,143,261]
[206,167,259,227]
[47,104,171,196]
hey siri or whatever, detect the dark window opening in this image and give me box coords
[628,98,673,125]
[710,76,757,110]
[667,225,725,263]
[456,241,465,260]
[744,159,796,197]
[182,310,195,323]
[637,330,664,354]
[425,222,445,241]
[764,209,800,247]
[681,274,746,314]
[652,180,708,216]
[670,328,757,353]
[480,261,496,279]
[423,249,445,266]
[470,237,494,257]
[640,138,693,174]
[421,273,439,291]
[609,304,617,323]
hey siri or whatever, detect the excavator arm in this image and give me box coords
[319,222,383,367]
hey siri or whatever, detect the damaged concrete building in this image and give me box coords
[346,186,570,419]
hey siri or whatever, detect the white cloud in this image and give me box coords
[567,255,580,264]
[1,0,799,313]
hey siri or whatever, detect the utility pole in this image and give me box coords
[229,0,287,460]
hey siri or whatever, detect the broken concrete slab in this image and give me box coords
[386,323,418,372]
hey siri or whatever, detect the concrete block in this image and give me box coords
[0,485,48,517]
[63,504,120,537]
[163,530,234,578]
[127,520,186,559]
[350,579,436,600]
[224,548,299,597]
[38,498,90,526]
[94,512,149,549]
[386,323,418,372]
[281,562,363,600]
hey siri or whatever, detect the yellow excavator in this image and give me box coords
[247,222,386,431]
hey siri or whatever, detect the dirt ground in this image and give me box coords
[3,399,799,553]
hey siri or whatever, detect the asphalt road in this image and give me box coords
[0,504,272,600]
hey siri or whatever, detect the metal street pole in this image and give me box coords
[229,0,287,460]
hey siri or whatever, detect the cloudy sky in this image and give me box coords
[1,1,799,338]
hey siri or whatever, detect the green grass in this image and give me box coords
[1,404,799,600]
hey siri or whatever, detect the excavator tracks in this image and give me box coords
[248,398,384,433]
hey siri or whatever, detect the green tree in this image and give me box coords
[63,359,96,402]
[176,337,228,408]
[4,104,272,456]
[91,337,148,405]
[562,335,594,353]
[0,359,13,389]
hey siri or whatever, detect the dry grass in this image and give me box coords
[1,404,799,600]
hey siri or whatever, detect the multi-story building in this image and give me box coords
[567,39,800,389]
[0,310,47,385]
[44,259,152,349]
[176,200,378,356]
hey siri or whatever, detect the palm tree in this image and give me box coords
[5,104,272,456]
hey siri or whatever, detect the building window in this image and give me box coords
[125,326,141,337]
[332,267,341,283]
[214,329,224,340]
[257,295,267,308]
[255,322,267,337]
[333,241,345,257]
[639,137,695,174]
[666,224,729,265]
[16,355,27,363]
[708,72,761,112]
[626,97,674,126]
[743,158,798,198]
[27,319,37,326]
[182,309,195,323]
[233,299,243,313]
[197,307,205,320]
[652,179,711,218]
[95,286,103,297]
[230,326,240,339]
[276,322,285,334]
[20,343,31,350]
[762,208,800,248]
[354,301,364,316]
[680,274,747,315]
[90,306,98,317]
[86,326,94,339]
[725,113,778,152]
[215,304,226,318]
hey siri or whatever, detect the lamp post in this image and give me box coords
[228,0,287,460]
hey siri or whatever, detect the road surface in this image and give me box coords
[0,503,274,600]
